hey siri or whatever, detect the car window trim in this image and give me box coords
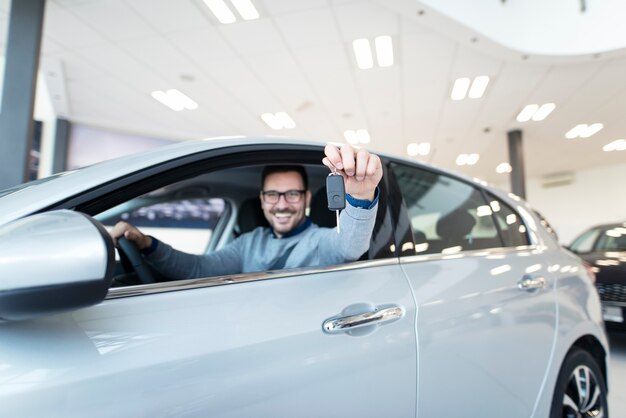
[399,244,539,264]
[105,258,400,300]
[478,189,507,248]
[44,144,326,215]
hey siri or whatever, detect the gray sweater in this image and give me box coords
[146,202,377,280]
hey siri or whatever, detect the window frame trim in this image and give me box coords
[105,258,400,300]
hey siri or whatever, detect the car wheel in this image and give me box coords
[550,348,608,418]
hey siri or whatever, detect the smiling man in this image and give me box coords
[109,143,382,279]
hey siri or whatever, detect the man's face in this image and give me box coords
[260,171,311,237]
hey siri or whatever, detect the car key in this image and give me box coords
[326,171,345,233]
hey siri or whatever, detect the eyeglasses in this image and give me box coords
[261,189,306,204]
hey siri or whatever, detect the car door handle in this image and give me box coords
[323,304,405,335]
[517,276,545,291]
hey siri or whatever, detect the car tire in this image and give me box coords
[550,348,608,418]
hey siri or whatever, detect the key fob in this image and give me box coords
[326,174,346,210]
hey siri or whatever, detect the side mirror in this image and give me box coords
[0,210,114,321]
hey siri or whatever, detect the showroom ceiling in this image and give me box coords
[0,0,625,184]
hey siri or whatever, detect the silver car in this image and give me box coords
[0,137,609,417]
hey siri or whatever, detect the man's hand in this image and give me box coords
[109,221,152,250]
[322,144,382,201]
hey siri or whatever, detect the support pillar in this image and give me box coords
[0,0,46,189]
[507,129,526,199]
[52,118,70,173]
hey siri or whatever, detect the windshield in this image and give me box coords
[570,224,626,252]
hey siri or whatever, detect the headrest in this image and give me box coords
[237,197,269,235]
[436,209,476,241]
[310,186,336,228]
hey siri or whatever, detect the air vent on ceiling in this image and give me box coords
[541,171,575,188]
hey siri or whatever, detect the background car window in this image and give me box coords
[98,198,226,254]
[594,226,626,251]
[390,163,501,254]
[569,227,602,253]
[485,193,531,247]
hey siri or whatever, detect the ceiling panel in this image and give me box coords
[261,0,327,16]
[43,5,108,48]
[166,27,238,67]
[68,0,158,41]
[272,8,338,50]
[118,36,203,83]
[333,1,398,40]
[217,18,286,56]
[126,0,210,34]
[201,57,281,112]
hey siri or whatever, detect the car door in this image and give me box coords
[0,147,418,418]
[0,265,416,418]
[388,161,557,418]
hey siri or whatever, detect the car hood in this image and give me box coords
[577,251,626,284]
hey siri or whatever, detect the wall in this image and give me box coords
[523,163,626,245]
[66,124,174,170]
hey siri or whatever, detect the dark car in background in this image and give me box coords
[570,222,626,330]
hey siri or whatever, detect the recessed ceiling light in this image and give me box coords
[275,112,295,129]
[261,112,296,130]
[344,130,359,144]
[451,78,470,100]
[344,129,370,144]
[353,39,373,69]
[516,104,539,122]
[468,76,489,99]
[261,113,281,130]
[356,129,370,143]
[496,162,512,173]
[580,123,603,138]
[565,124,587,139]
[466,153,480,165]
[566,123,604,139]
[230,0,259,20]
[531,103,555,121]
[603,139,626,152]
[151,89,198,111]
[203,0,236,24]
[374,35,393,67]
[456,153,480,166]
[407,142,430,156]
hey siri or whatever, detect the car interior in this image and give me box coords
[96,163,342,286]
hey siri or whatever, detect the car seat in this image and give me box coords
[433,208,476,252]
[309,186,336,228]
[235,197,268,236]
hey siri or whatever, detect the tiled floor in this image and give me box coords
[608,332,626,416]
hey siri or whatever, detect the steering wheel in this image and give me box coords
[117,237,156,284]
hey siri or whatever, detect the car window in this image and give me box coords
[485,193,531,247]
[569,227,602,253]
[98,198,227,254]
[594,226,626,251]
[390,163,501,254]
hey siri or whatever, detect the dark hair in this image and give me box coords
[261,165,308,190]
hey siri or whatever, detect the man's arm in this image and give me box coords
[322,143,382,201]
[318,144,382,263]
[109,221,244,280]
